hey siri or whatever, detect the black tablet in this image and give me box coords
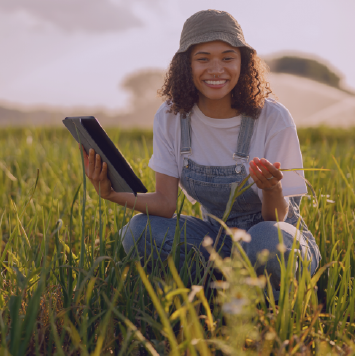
[63,116,147,195]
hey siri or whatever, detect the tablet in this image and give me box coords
[63,116,147,195]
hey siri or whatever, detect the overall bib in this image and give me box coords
[122,113,321,296]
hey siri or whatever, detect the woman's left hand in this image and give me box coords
[249,157,283,191]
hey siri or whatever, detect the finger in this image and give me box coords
[260,159,283,180]
[99,162,108,180]
[93,154,102,179]
[249,165,261,185]
[250,160,267,183]
[88,149,96,178]
[253,158,275,180]
[249,164,270,190]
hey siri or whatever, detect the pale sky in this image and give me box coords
[1,0,354,111]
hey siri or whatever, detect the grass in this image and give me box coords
[0,126,355,355]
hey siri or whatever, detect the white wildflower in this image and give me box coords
[210,281,230,289]
[222,298,247,315]
[26,136,33,145]
[202,236,213,247]
[277,243,287,253]
[230,228,251,243]
[265,331,276,340]
[245,276,266,288]
[188,285,202,302]
[257,249,270,264]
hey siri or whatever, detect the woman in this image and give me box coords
[82,10,320,296]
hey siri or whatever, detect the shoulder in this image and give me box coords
[260,98,296,128]
[256,99,296,138]
[153,101,180,140]
[154,101,179,127]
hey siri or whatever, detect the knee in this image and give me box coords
[244,222,280,263]
[245,221,300,288]
[121,214,149,254]
[248,221,279,241]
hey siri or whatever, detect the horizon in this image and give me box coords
[1,0,354,112]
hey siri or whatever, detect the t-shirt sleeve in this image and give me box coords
[264,126,307,198]
[148,110,179,178]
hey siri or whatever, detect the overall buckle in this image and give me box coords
[233,154,249,174]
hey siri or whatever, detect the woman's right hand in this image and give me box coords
[79,144,114,199]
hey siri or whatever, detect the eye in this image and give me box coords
[197,57,208,62]
[223,57,234,61]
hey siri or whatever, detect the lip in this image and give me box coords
[203,79,228,88]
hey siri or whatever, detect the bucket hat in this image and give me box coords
[177,9,254,53]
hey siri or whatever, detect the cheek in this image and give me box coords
[231,64,241,78]
[191,66,203,87]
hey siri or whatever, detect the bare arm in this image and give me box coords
[249,157,288,221]
[81,146,178,218]
[107,172,178,218]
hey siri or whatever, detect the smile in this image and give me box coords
[204,80,227,85]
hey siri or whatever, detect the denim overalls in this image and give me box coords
[122,112,321,294]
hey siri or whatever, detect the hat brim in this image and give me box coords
[177,31,254,53]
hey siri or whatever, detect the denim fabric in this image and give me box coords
[121,215,317,296]
[121,114,321,296]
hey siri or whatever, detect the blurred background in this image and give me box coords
[0,0,354,128]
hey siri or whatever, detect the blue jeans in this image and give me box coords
[121,213,318,295]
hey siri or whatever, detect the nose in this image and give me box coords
[207,59,224,77]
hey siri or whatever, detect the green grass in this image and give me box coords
[0,126,355,355]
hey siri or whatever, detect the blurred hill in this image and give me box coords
[0,55,354,128]
[267,73,355,127]
[265,55,344,91]
[0,69,165,128]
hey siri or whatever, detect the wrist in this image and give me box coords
[262,181,283,195]
[106,189,118,202]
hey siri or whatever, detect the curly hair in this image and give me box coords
[158,46,273,118]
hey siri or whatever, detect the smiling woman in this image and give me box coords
[159,35,271,119]
[81,9,321,299]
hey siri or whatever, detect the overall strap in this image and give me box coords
[180,112,192,166]
[180,112,192,154]
[233,116,257,173]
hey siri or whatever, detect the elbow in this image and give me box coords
[161,199,177,219]
[154,191,177,219]
[162,205,176,219]
[149,199,175,219]
[262,206,288,222]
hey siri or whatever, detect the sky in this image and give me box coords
[0,0,354,112]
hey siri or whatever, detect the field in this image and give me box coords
[0,126,355,355]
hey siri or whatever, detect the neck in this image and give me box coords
[197,94,238,119]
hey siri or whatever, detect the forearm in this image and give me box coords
[261,183,288,221]
[106,191,176,218]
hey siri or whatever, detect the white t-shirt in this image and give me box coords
[148,98,307,204]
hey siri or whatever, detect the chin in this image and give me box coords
[203,92,231,101]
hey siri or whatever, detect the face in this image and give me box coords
[190,40,241,103]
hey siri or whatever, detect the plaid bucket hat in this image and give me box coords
[177,9,254,53]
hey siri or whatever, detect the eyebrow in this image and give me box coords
[193,49,238,56]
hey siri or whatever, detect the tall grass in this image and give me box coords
[0,126,354,355]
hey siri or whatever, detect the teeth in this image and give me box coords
[205,80,227,85]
